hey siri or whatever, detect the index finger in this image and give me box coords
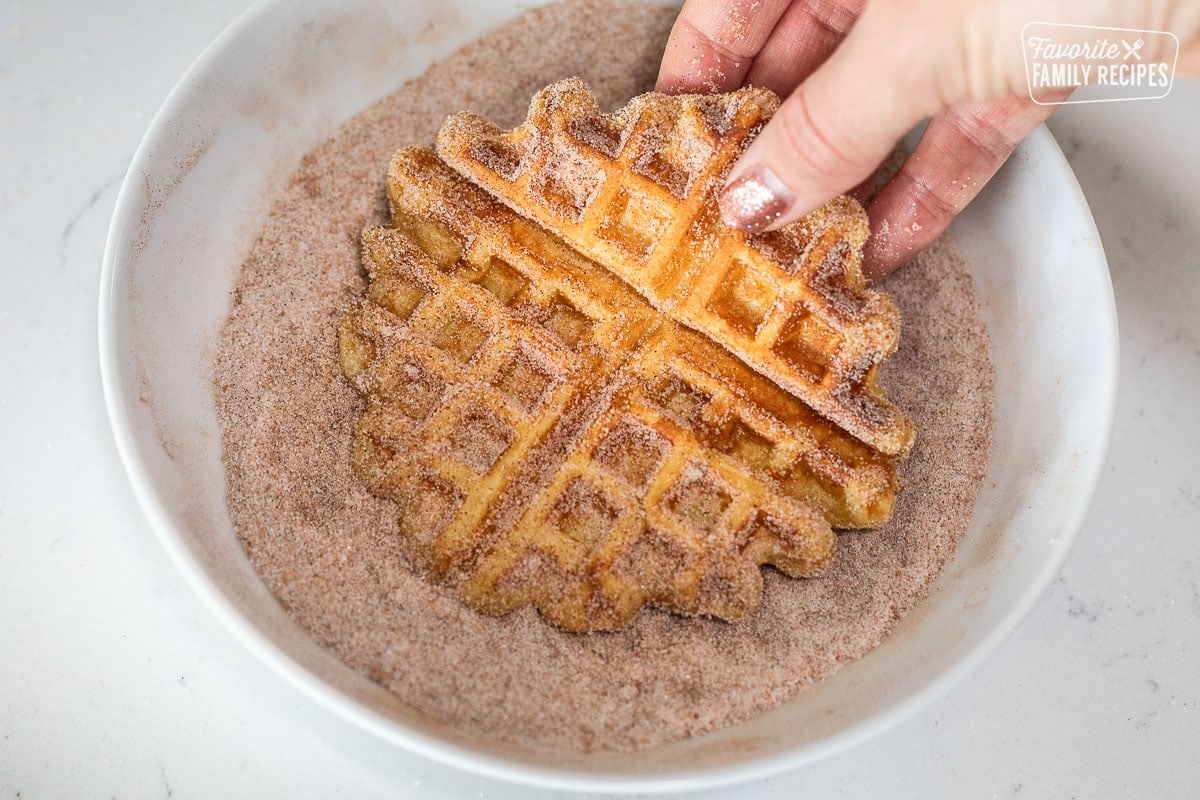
[656,0,793,94]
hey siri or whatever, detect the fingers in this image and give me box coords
[656,0,792,94]
[861,92,1060,279]
[1180,32,1200,75]
[718,8,940,231]
[743,0,866,97]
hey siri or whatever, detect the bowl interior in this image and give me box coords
[99,0,1117,792]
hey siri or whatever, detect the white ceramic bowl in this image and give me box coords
[99,0,1118,792]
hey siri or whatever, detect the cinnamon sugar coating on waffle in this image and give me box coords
[339,147,898,632]
[437,78,914,457]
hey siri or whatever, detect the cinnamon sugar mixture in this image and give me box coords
[215,0,993,752]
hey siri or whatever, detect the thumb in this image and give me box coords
[719,12,940,232]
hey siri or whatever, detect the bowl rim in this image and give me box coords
[98,0,1120,792]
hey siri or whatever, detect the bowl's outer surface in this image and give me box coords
[99,0,1118,792]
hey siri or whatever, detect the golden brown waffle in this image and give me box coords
[437,78,914,457]
[339,147,897,632]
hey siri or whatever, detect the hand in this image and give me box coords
[657,0,1200,278]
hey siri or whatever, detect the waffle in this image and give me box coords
[438,78,914,457]
[339,147,898,632]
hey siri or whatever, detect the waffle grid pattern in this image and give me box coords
[338,147,897,631]
[437,78,914,457]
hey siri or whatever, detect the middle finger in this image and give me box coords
[744,0,866,97]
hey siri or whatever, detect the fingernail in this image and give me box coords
[719,164,795,232]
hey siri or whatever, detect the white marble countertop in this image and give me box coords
[2,1,1198,797]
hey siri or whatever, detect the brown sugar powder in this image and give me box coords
[214,0,993,752]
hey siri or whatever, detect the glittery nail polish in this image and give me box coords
[718,164,795,232]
